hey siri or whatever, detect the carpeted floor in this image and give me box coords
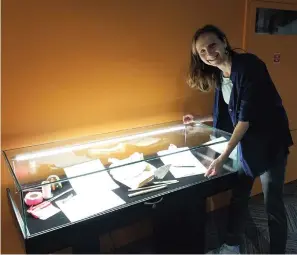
[206,180,297,254]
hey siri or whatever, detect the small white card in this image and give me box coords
[56,191,125,222]
[204,137,237,160]
[32,204,61,220]
[64,159,119,195]
[157,147,207,178]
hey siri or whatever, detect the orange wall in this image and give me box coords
[1,0,245,149]
[1,0,246,253]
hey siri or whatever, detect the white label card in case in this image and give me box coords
[157,146,207,178]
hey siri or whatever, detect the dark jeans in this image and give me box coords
[225,148,288,254]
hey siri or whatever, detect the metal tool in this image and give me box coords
[128,185,167,197]
[128,184,166,192]
[153,180,179,185]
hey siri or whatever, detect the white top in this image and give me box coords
[221,76,233,104]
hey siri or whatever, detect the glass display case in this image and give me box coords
[3,120,239,243]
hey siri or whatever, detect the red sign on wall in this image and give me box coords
[273,53,281,64]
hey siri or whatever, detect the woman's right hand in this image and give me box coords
[183,114,195,125]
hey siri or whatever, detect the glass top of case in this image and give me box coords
[3,121,234,191]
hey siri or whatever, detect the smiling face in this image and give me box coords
[195,32,228,67]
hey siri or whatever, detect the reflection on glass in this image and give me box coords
[255,7,297,35]
[3,121,240,238]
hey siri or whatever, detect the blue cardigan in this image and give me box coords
[213,53,293,177]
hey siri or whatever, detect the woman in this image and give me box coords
[184,24,293,254]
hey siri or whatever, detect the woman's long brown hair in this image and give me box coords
[187,24,235,92]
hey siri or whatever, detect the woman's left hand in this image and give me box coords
[204,155,226,177]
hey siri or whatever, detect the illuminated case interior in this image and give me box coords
[3,120,239,240]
